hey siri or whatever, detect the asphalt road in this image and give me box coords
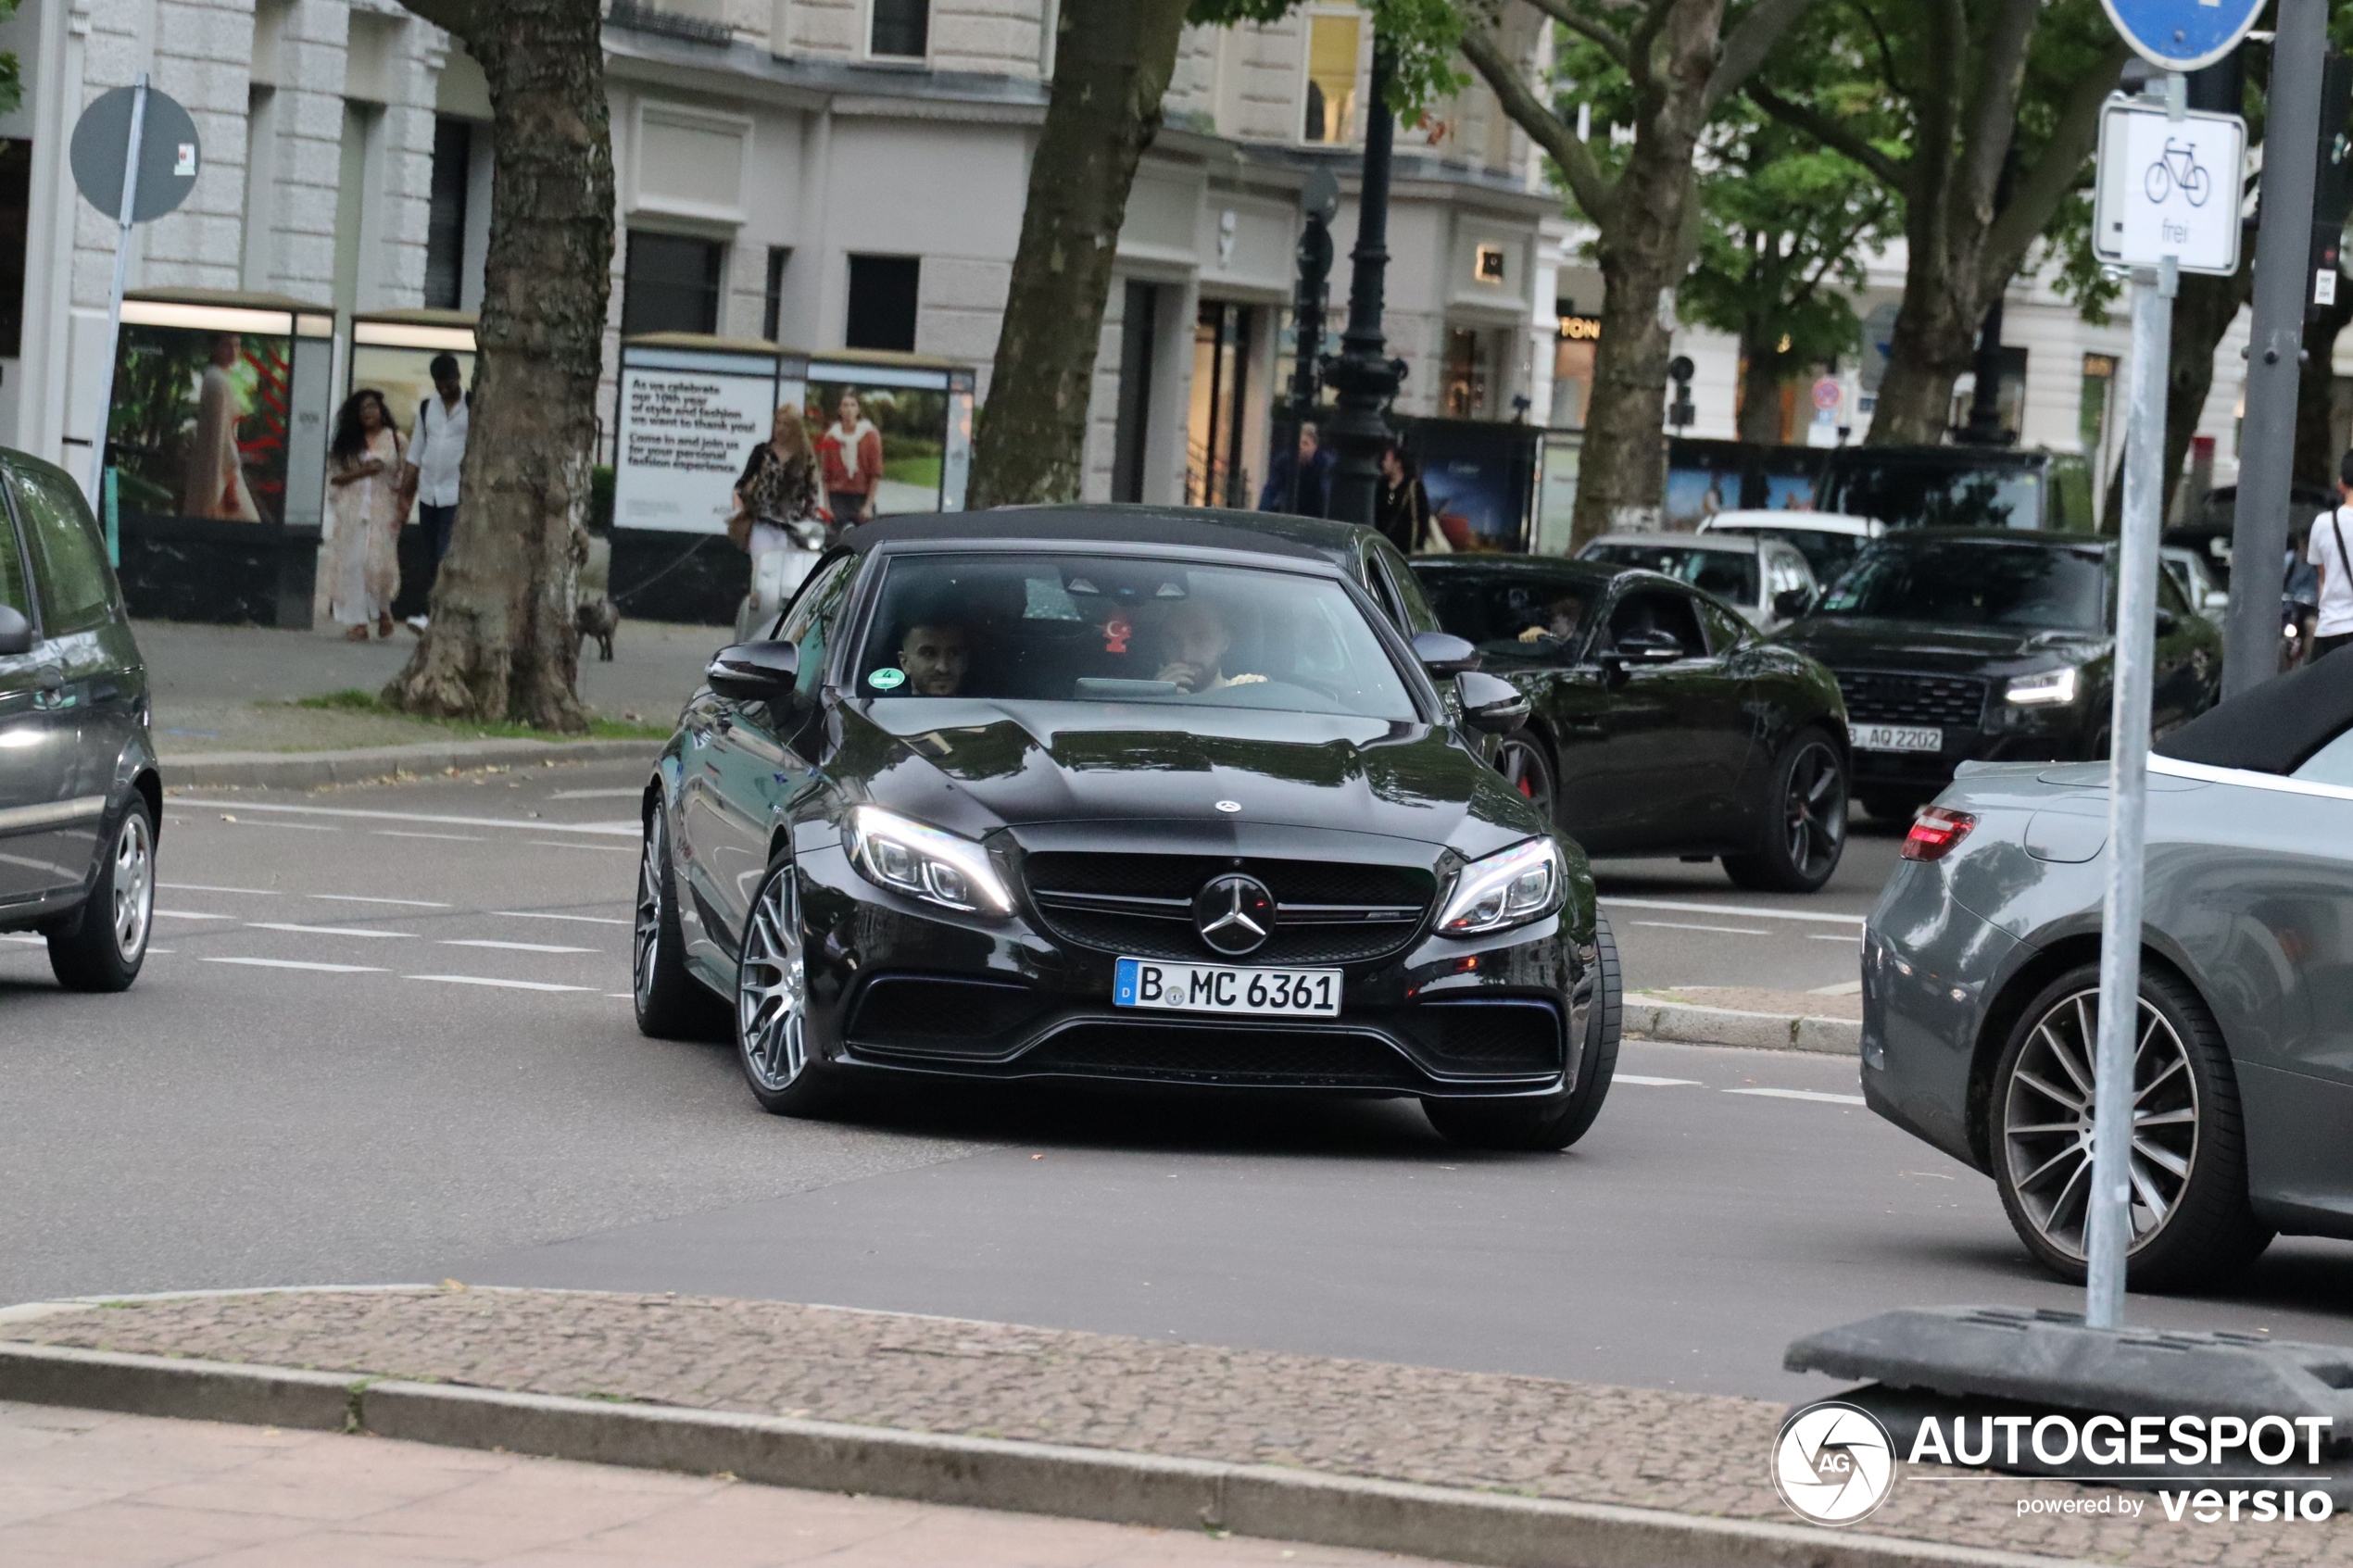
[7,761,2350,1402]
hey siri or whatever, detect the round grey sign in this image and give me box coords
[69,84,201,224]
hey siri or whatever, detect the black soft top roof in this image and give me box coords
[2154,646,2353,775]
[843,505,1361,567]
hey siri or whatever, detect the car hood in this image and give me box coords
[832,697,1538,857]
[1777,616,2108,674]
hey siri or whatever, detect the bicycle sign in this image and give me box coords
[2091,94,2246,275]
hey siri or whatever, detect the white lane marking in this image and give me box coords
[547,787,645,800]
[201,957,386,973]
[607,991,635,998]
[310,894,452,909]
[160,882,278,896]
[146,947,173,955]
[1725,1087,1868,1106]
[495,911,631,927]
[1632,920,1768,936]
[220,820,340,831]
[439,939,597,954]
[376,831,487,842]
[403,974,596,993]
[175,800,637,837]
[1808,933,1864,943]
[155,909,235,922]
[2,933,43,944]
[1809,980,1864,996]
[531,841,635,854]
[1602,896,1865,927]
[1616,1074,1704,1087]
[247,922,414,939]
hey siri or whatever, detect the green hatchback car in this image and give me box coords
[0,450,161,991]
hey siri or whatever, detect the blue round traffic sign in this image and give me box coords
[2099,0,2266,72]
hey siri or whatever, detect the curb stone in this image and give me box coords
[1624,997,1861,1055]
[0,1341,2071,1568]
[160,737,661,791]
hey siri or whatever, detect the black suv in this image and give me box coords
[0,449,161,990]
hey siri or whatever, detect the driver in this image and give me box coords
[1517,594,1585,644]
[1153,596,1265,694]
[897,618,971,696]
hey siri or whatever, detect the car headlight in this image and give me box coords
[846,806,1013,914]
[1437,837,1564,936]
[2005,667,2081,707]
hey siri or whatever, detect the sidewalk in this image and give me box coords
[0,1399,1430,1568]
[6,1286,2321,1566]
[1626,985,1863,1054]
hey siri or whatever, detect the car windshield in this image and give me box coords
[853,553,1418,721]
[1815,540,2107,631]
[1414,568,1600,659]
[1823,458,2041,530]
[1580,543,1757,605]
[1707,524,1865,584]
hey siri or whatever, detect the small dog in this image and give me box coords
[576,597,618,662]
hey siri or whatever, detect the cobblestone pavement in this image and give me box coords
[0,1399,1435,1567]
[14,1288,2345,1565]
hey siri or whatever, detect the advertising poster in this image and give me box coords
[1664,461,1741,531]
[613,350,780,533]
[803,375,948,521]
[351,345,476,443]
[107,324,293,524]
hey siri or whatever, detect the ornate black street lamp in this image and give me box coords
[1323,42,1408,526]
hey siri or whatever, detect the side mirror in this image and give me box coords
[1413,629,1481,676]
[1457,670,1530,734]
[705,640,800,704]
[0,605,30,657]
[1772,587,1813,621]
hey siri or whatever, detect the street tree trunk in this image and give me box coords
[385,0,611,731]
[1737,316,1790,443]
[1463,0,1818,546]
[966,0,1192,508]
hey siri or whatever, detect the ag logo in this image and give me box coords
[1772,1400,1896,1526]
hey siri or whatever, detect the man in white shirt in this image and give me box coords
[400,353,469,628]
[2312,450,2353,664]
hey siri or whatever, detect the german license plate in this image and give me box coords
[1852,723,1943,753]
[1114,957,1341,1018]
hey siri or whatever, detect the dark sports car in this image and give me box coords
[1408,555,1852,893]
[635,508,1623,1150]
[1862,651,2353,1288]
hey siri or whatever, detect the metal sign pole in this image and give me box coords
[85,74,150,503]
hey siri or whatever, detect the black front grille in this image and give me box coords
[1023,1022,1416,1086]
[847,975,1050,1056]
[1834,670,1988,729]
[1024,853,1434,966]
[1414,1001,1563,1073]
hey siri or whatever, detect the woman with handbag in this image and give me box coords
[1377,443,1448,555]
[729,406,826,618]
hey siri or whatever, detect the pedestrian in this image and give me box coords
[1375,442,1448,554]
[182,333,260,521]
[398,352,469,631]
[730,403,825,588]
[2284,530,2320,671]
[2309,449,2353,664]
[324,389,406,642]
[816,390,882,527]
[1258,420,1334,516]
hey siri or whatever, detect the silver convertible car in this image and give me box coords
[1860,652,2353,1289]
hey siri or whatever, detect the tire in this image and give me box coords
[1989,962,2271,1291]
[633,802,728,1041]
[735,855,843,1118]
[1723,729,1847,893]
[48,798,156,993]
[1423,909,1621,1151]
[1494,734,1556,823]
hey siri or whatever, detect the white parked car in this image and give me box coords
[1697,509,1885,589]
[2160,544,2230,625]
[1576,531,1820,633]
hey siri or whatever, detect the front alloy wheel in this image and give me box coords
[736,859,837,1116]
[1494,736,1556,823]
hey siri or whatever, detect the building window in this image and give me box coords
[1302,11,1362,144]
[0,140,25,358]
[424,118,472,310]
[1442,327,1491,420]
[1551,307,1600,429]
[845,255,921,352]
[1187,300,1253,508]
[871,0,930,58]
[1113,282,1158,504]
[622,232,724,335]
[761,247,791,342]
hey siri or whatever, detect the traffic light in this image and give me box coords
[2310,50,2353,312]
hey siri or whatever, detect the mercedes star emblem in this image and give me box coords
[1193,873,1275,957]
[1214,799,1242,813]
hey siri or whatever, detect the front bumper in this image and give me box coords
[793,843,1592,1098]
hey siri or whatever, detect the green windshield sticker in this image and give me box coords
[868,667,907,691]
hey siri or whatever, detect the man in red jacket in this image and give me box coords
[817,390,883,526]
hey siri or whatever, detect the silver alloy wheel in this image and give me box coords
[110,811,154,961]
[2001,988,2199,1261]
[737,869,808,1092]
[633,813,664,1005]
[1497,738,1553,818]
[1781,739,1844,880]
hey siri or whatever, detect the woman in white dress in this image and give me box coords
[324,390,407,641]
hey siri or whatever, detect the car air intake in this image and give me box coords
[846,975,1051,1056]
[1024,853,1434,965]
[1022,1022,1419,1087]
[1833,671,1989,729]
[1414,1000,1563,1073]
